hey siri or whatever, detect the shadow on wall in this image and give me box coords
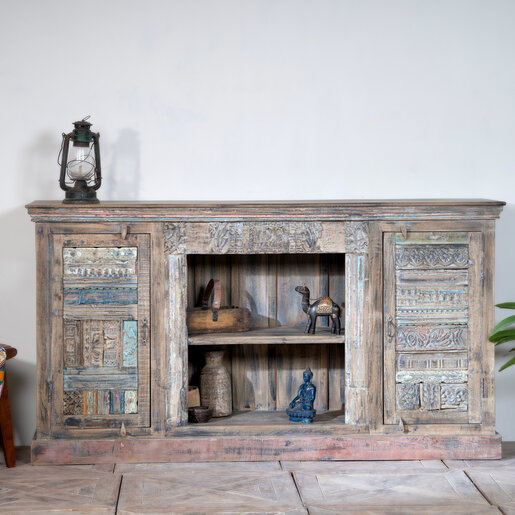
[495,202,515,307]
[8,129,60,444]
[0,206,37,446]
[494,202,515,441]
[5,359,36,447]
[106,129,141,200]
[17,131,60,200]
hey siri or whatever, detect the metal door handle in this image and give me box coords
[386,314,395,342]
[142,318,148,346]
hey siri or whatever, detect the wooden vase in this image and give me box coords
[200,350,232,417]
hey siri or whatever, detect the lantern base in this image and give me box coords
[63,183,99,203]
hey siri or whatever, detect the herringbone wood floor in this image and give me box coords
[1,443,514,514]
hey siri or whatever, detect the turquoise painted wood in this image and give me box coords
[123,321,138,367]
[64,287,138,305]
[63,371,137,390]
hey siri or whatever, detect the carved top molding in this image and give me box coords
[162,221,371,255]
[26,199,505,223]
[164,221,326,255]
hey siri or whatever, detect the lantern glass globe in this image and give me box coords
[67,142,96,181]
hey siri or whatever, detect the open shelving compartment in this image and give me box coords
[183,253,352,435]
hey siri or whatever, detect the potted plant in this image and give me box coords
[489,302,515,370]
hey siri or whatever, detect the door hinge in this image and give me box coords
[120,224,129,240]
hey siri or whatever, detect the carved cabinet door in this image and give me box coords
[383,230,482,425]
[49,232,150,432]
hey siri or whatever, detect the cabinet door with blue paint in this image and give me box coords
[51,232,150,432]
[383,230,482,426]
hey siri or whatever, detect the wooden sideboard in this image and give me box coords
[26,199,505,464]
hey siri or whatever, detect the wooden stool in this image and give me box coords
[0,344,17,467]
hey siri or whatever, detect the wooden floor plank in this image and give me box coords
[0,470,121,513]
[281,460,447,473]
[115,461,281,473]
[307,506,501,514]
[420,459,448,471]
[118,509,306,515]
[467,469,515,512]
[117,471,305,514]
[294,470,489,508]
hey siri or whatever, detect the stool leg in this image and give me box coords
[0,378,16,467]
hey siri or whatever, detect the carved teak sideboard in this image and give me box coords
[26,199,505,464]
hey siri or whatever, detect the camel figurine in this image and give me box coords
[295,286,342,335]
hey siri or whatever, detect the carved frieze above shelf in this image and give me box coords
[163,221,349,254]
[188,325,345,345]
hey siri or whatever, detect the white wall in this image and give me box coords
[1,0,514,446]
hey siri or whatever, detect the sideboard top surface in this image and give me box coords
[26,198,505,222]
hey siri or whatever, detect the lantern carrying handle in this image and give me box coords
[58,132,73,192]
[91,132,102,190]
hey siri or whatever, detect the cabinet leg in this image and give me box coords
[0,379,16,467]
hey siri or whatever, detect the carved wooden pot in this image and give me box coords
[200,350,232,417]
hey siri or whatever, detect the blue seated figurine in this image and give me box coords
[286,368,316,423]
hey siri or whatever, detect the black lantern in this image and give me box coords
[59,117,101,203]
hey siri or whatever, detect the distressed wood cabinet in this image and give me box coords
[26,200,504,464]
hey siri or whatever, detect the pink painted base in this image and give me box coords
[31,433,502,464]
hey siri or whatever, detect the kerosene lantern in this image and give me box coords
[59,117,101,203]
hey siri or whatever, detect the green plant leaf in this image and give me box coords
[495,337,515,346]
[489,329,515,343]
[499,355,515,371]
[490,315,515,339]
[496,302,515,309]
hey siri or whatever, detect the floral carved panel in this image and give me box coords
[345,222,369,253]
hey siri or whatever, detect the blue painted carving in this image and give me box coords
[119,391,125,414]
[109,391,115,414]
[123,321,138,367]
[286,368,317,423]
[63,287,138,305]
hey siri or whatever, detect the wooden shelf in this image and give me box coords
[193,409,346,427]
[188,325,345,346]
[177,409,364,437]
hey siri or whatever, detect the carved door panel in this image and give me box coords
[384,231,482,425]
[50,233,150,431]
